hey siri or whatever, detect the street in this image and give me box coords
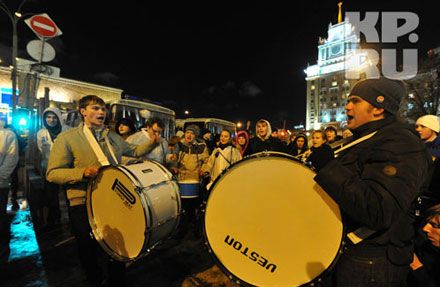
[0,192,239,287]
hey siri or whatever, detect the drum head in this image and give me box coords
[87,166,147,261]
[203,153,343,287]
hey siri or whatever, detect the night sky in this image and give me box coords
[1,0,439,129]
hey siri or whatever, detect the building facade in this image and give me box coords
[304,14,364,131]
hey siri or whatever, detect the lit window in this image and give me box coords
[332,81,338,86]
[311,85,315,90]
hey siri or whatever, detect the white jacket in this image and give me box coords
[37,107,71,174]
[202,145,242,189]
[126,128,170,165]
[0,127,19,188]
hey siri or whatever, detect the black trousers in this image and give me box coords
[68,204,126,286]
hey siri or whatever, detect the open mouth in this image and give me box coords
[96,116,104,121]
[346,115,354,121]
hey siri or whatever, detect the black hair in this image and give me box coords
[425,203,440,220]
[145,117,165,129]
[116,118,136,135]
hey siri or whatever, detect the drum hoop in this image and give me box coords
[118,164,156,252]
[86,164,150,262]
[201,151,346,287]
[120,162,182,257]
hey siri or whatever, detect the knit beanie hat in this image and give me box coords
[185,124,200,137]
[349,77,406,115]
[201,128,211,137]
[416,115,440,133]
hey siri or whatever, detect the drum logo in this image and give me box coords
[224,235,277,273]
[112,179,136,208]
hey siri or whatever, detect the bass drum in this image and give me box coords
[87,161,181,262]
[203,152,343,286]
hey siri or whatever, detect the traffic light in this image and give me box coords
[12,108,32,132]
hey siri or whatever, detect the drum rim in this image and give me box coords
[86,164,152,262]
[201,151,346,287]
[119,161,182,259]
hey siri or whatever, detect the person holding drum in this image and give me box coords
[314,77,431,287]
[201,129,242,190]
[176,124,209,237]
[46,95,159,287]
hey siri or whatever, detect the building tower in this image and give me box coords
[304,2,365,130]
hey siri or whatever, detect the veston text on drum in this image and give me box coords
[224,235,277,273]
[112,179,136,208]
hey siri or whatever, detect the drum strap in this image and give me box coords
[83,125,118,166]
[334,131,377,157]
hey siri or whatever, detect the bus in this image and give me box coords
[63,99,176,140]
[107,99,176,139]
[176,117,236,137]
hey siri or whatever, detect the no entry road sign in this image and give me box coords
[25,13,62,39]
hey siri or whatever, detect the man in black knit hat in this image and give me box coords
[314,77,432,287]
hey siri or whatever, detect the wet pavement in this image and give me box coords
[1,192,239,287]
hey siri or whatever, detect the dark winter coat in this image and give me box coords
[244,136,287,156]
[315,116,431,265]
[306,144,334,172]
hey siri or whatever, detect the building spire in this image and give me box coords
[337,2,343,23]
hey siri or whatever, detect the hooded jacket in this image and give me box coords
[245,119,287,156]
[177,138,209,182]
[37,107,71,174]
[0,127,18,188]
[236,130,250,157]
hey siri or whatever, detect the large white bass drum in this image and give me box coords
[203,152,343,286]
[87,161,181,262]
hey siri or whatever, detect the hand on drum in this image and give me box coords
[83,166,100,178]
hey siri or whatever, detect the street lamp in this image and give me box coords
[0,0,31,110]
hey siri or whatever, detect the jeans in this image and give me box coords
[333,247,409,287]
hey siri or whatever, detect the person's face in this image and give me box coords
[146,123,163,139]
[237,136,246,146]
[312,132,325,148]
[256,122,268,137]
[219,131,230,145]
[345,96,380,130]
[45,112,58,127]
[81,103,106,127]
[423,214,440,247]
[296,137,305,148]
[184,130,195,143]
[415,124,436,142]
[203,132,212,140]
[326,130,336,142]
[118,123,131,135]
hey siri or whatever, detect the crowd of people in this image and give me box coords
[1,77,440,286]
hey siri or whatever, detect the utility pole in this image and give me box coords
[0,0,31,110]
